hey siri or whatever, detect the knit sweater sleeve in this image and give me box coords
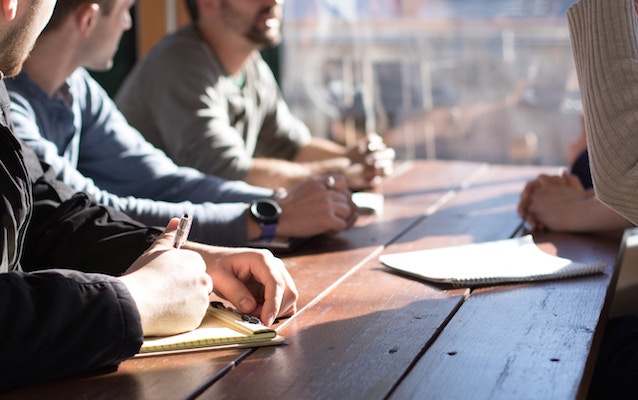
[568,0,638,224]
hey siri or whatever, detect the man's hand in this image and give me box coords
[183,244,298,326]
[276,174,358,238]
[346,132,395,190]
[119,218,213,337]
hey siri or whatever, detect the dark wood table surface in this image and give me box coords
[4,160,622,400]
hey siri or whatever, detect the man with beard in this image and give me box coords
[0,0,297,390]
[115,0,395,191]
[7,0,359,248]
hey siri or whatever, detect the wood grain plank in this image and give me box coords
[2,160,478,399]
[384,164,555,253]
[1,350,246,400]
[281,160,484,309]
[389,226,621,400]
[200,252,467,399]
[196,163,552,399]
[7,162,614,400]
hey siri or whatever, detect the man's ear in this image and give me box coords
[1,0,18,21]
[76,2,100,36]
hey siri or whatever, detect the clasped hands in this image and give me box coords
[517,170,591,231]
[345,132,395,190]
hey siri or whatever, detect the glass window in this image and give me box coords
[280,0,580,165]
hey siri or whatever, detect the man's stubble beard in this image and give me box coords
[0,2,44,78]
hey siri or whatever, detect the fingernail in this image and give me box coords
[239,298,253,312]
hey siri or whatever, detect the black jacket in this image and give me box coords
[0,81,161,391]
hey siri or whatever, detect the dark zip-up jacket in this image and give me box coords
[0,81,160,392]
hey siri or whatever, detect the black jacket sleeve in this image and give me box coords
[0,83,152,391]
[21,143,162,275]
[0,269,143,392]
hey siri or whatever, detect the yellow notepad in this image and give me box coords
[138,302,284,355]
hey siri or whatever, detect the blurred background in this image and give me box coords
[280,0,580,166]
[101,0,580,167]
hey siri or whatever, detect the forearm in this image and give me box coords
[292,135,356,175]
[244,138,351,189]
[244,157,350,190]
[568,0,638,224]
[571,196,634,232]
[293,137,348,162]
[244,158,312,189]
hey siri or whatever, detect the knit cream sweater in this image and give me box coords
[568,0,638,224]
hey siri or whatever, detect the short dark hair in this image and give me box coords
[184,0,198,22]
[45,0,116,32]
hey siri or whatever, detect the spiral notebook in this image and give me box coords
[379,235,606,286]
[138,302,284,355]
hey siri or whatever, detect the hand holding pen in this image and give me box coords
[119,215,212,336]
[169,214,297,327]
[173,214,214,297]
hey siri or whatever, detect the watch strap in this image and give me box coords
[259,222,278,241]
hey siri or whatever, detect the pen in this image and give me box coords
[174,214,192,249]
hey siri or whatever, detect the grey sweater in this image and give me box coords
[568,0,638,225]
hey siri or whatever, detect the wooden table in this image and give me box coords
[4,160,622,400]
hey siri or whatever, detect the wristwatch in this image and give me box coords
[249,199,282,241]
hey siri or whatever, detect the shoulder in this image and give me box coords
[120,25,224,102]
[249,53,276,79]
[69,68,112,104]
[66,68,102,93]
[6,72,45,120]
[247,52,280,94]
[6,71,45,104]
[139,25,218,75]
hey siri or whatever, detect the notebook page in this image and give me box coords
[380,235,606,286]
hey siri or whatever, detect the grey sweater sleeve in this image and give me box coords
[568,0,638,225]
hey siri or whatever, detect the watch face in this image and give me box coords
[251,199,282,224]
